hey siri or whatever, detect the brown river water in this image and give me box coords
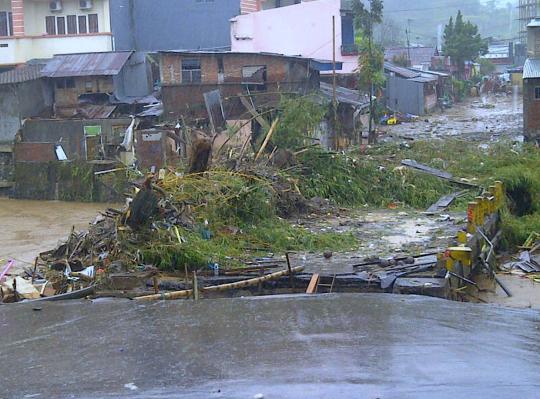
[0,198,111,272]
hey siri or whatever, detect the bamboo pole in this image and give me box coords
[135,266,304,302]
[255,118,280,161]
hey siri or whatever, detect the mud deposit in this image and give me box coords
[1,294,539,398]
[294,209,461,274]
[0,198,116,273]
[383,94,523,142]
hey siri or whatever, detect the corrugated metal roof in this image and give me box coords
[42,51,133,78]
[523,58,540,79]
[319,82,369,108]
[0,64,44,85]
[408,75,438,83]
[384,62,421,79]
[158,50,312,61]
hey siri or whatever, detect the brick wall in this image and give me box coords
[161,53,291,86]
[10,0,24,36]
[240,0,261,13]
[523,78,540,142]
[160,53,317,121]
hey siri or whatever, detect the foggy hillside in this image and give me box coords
[378,0,519,47]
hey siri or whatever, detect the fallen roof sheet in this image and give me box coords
[42,51,133,78]
[0,64,44,85]
[523,58,540,79]
[384,62,421,79]
[319,82,369,108]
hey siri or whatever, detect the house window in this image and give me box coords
[78,15,87,33]
[0,11,13,37]
[45,16,56,35]
[535,87,540,100]
[181,59,202,83]
[242,65,267,91]
[67,15,77,34]
[85,80,93,92]
[88,14,98,33]
[57,16,66,35]
[56,78,76,89]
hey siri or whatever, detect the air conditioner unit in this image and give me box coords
[79,0,93,10]
[49,0,63,12]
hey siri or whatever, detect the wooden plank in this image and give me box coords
[239,94,271,130]
[136,266,304,301]
[306,273,320,294]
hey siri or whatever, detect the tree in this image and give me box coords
[353,0,384,144]
[443,10,488,78]
[479,58,496,76]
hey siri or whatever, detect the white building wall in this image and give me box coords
[231,0,358,74]
[0,0,111,66]
[24,0,110,36]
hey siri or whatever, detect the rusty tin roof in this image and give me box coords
[42,51,133,78]
[0,64,44,85]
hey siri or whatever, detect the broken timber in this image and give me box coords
[135,266,304,301]
[306,273,320,294]
[401,159,479,188]
[239,94,271,131]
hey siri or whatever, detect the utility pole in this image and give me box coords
[332,15,338,150]
[406,19,412,66]
[367,6,373,143]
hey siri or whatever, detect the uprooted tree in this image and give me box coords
[353,0,384,144]
[443,10,488,79]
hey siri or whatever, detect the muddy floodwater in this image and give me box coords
[1,294,539,398]
[0,198,117,272]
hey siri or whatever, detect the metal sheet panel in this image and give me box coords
[384,62,421,79]
[0,64,44,85]
[523,58,540,79]
[42,52,133,78]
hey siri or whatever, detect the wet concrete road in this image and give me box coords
[2,294,540,399]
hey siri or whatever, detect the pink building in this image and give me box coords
[231,0,358,74]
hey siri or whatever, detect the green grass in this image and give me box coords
[137,220,357,271]
[293,147,453,209]
[134,139,539,270]
[363,139,540,248]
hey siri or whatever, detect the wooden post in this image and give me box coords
[152,276,159,294]
[285,252,295,289]
[31,257,38,284]
[192,271,199,301]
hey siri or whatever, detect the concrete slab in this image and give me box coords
[1,294,539,398]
